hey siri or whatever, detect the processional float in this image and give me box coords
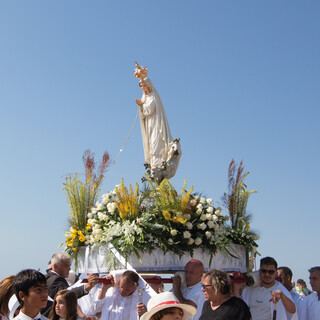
[62,63,258,283]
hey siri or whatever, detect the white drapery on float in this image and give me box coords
[76,244,247,274]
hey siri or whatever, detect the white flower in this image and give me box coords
[205,231,212,239]
[206,206,214,213]
[87,213,93,219]
[184,214,191,220]
[196,209,202,215]
[195,237,202,245]
[87,218,95,225]
[189,199,197,207]
[196,203,203,210]
[171,229,178,236]
[98,212,107,221]
[207,221,215,229]
[200,197,206,205]
[168,238,174,245]
[215,209,221,216]
[186,222,193,230]
[95,201,100,207]
[199,223,206,230]
[183,231,191,239]
[107,202,116,214]
[212,215,218,222]
[195,195,200,201]
[92,228,102,235]
[207,198,213,205]
[200,214,207,221]
[188,238,194,245]
[91,208,97,214]
[102,197,109,205]
[205,213,212,220]
[214,224,219,231]
[97,203,104,211]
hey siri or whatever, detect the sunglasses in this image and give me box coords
[260,269,276,275]
[201,284,212,290]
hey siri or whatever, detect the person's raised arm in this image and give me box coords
[98,275,114,300]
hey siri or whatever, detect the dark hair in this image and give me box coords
[13,269,46,306]
[308,267,320,275]
[150,307,183,320]
[260,257,277,269]
[0,275,14,317]
[278,266,293,280]
[297,279,307,287]
[122,270,139,285]
[50,290,77,320]
[203,269,231,295]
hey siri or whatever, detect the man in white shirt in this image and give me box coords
[93,270,154,320]
[277,266,305,319]
[303,266,320,320]
[172,259,204,320]
[241,256,296,320]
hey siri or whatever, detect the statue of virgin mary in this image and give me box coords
[134,63,181,182]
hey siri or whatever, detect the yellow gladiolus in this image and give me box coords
[86,223,92,230]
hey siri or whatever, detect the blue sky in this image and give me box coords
[0,1,319,286]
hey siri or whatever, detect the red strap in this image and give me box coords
[152,301,179,309]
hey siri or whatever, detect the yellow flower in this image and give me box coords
[86,223,92,230]
[71,229,78,238]
[172,216,179,223]
[246,224,250,231]
[163,210,171,221]
[172,215,187,224]
[72,248,78,252]
[77,230,86,242]
[66,236,73,247]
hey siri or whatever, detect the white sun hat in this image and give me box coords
[140,291,196,320]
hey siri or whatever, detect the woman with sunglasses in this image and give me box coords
[199,269,251,320]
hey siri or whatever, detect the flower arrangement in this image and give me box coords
[62,150,110,266]
[63,163,259,269]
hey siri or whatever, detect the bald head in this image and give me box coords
[185,260,204,287]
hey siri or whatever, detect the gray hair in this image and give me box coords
[203,269,231,295]
[51,252,71,266]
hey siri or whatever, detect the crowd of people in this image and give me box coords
[0,253,319,320]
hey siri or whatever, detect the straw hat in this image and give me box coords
[141,292,196,320]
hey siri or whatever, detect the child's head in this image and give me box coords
[51,290,77,320]
[0,275,14,317]
[13,269,47,310]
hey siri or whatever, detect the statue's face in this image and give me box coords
[140,82,151,94]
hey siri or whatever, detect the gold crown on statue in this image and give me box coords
[134,61,148,80]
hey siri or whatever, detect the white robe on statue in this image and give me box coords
[139,78,172,168]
